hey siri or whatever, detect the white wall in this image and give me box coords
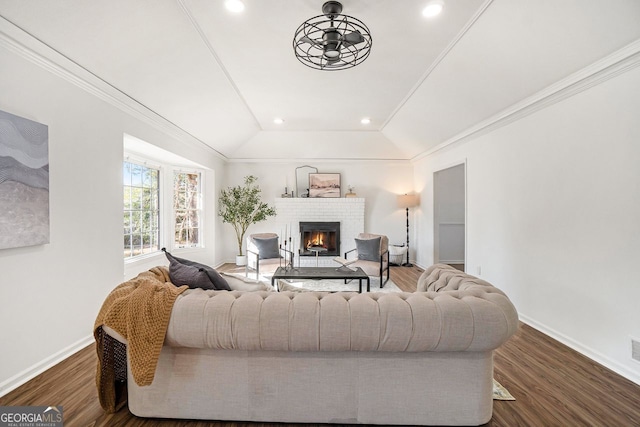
[413,66,640,385]
[0,41,226,394]
[221,161,415,262]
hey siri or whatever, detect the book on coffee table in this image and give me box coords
[333,256,357,268]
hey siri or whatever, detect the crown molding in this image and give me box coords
[0,16,228,161]
[226,157,412,164]
[4,13,638,166]
[411,37,640,162]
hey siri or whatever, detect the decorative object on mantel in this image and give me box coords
[0,109,50,250]
[293,1,372,71]
[281,187,294,198]
[295,165,317,197]
[309,173,341,198]
[397,193,419,267]
[345,185,357,198]
[218,175,276,266]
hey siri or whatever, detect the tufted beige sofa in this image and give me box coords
[110,264,517,425]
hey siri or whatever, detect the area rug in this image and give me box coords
[277,277,401,293]
[492,379,515,400]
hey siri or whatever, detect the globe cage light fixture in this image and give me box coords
[293,1,372,71]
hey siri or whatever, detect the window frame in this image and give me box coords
[123,158,162,261]
[123,153,206,264]
[172,169,203,249]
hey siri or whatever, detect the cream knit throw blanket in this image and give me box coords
[94,266,187,412]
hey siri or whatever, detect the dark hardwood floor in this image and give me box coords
[2,265,639,426]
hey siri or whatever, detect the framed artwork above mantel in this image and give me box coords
[309,173,341,198]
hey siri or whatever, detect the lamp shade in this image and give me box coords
[397,194,419,209]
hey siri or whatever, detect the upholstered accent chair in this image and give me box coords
[344,232,390,287]
[246,233,282,278]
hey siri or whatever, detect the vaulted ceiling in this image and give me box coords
[1,0,639,161]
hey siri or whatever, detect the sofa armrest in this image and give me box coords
[102,325,128,345]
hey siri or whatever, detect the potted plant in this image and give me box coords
[218,175,276,266]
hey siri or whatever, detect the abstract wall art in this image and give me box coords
[0,110,50,249]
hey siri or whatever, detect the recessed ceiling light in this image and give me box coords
[361,117,371,125]
[423,0,444,17]
[273,118,284,125]
[225,0,245,13]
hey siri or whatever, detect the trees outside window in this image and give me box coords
[123,161,159,258]
[174,172,201,248]
[124,159,203,259]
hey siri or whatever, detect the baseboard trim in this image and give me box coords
[519,314,640,387]
[0,334,94,398]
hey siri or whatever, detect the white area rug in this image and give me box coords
[224,268,401,293]
[278,277,401,293]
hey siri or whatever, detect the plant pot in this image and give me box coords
[235,255,247,266]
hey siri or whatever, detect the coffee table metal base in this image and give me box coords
[271,266,370,293]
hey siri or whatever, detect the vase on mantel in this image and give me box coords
[345,185,357,198]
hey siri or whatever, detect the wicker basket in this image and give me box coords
[389,245,408,265]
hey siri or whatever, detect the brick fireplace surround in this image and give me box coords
[274,198,365,267]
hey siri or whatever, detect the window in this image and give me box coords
[123,161,160,259]
[123,134,207,261]
[173,171,201,248]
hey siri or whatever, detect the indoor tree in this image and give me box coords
[218,175,276,263]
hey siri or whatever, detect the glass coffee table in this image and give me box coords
[271,266,370,293]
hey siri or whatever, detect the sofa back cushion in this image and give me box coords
[166,282,518,353]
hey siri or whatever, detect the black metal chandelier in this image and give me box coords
[293,1,372,71]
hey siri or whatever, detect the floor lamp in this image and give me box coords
[397,194,419,267]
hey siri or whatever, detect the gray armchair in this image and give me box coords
[245,233,283,278]
[344,233,390,287]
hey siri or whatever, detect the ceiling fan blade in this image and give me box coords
[342,30,364,47]
[300,36,321,47]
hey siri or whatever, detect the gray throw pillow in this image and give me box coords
[355,237,381,262]
[163,248,231,291]
[168,260,215,290]
[253,237,280,259]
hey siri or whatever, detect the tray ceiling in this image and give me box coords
[1,0,639,160]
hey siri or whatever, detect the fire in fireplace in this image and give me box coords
[299,221,340,256]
